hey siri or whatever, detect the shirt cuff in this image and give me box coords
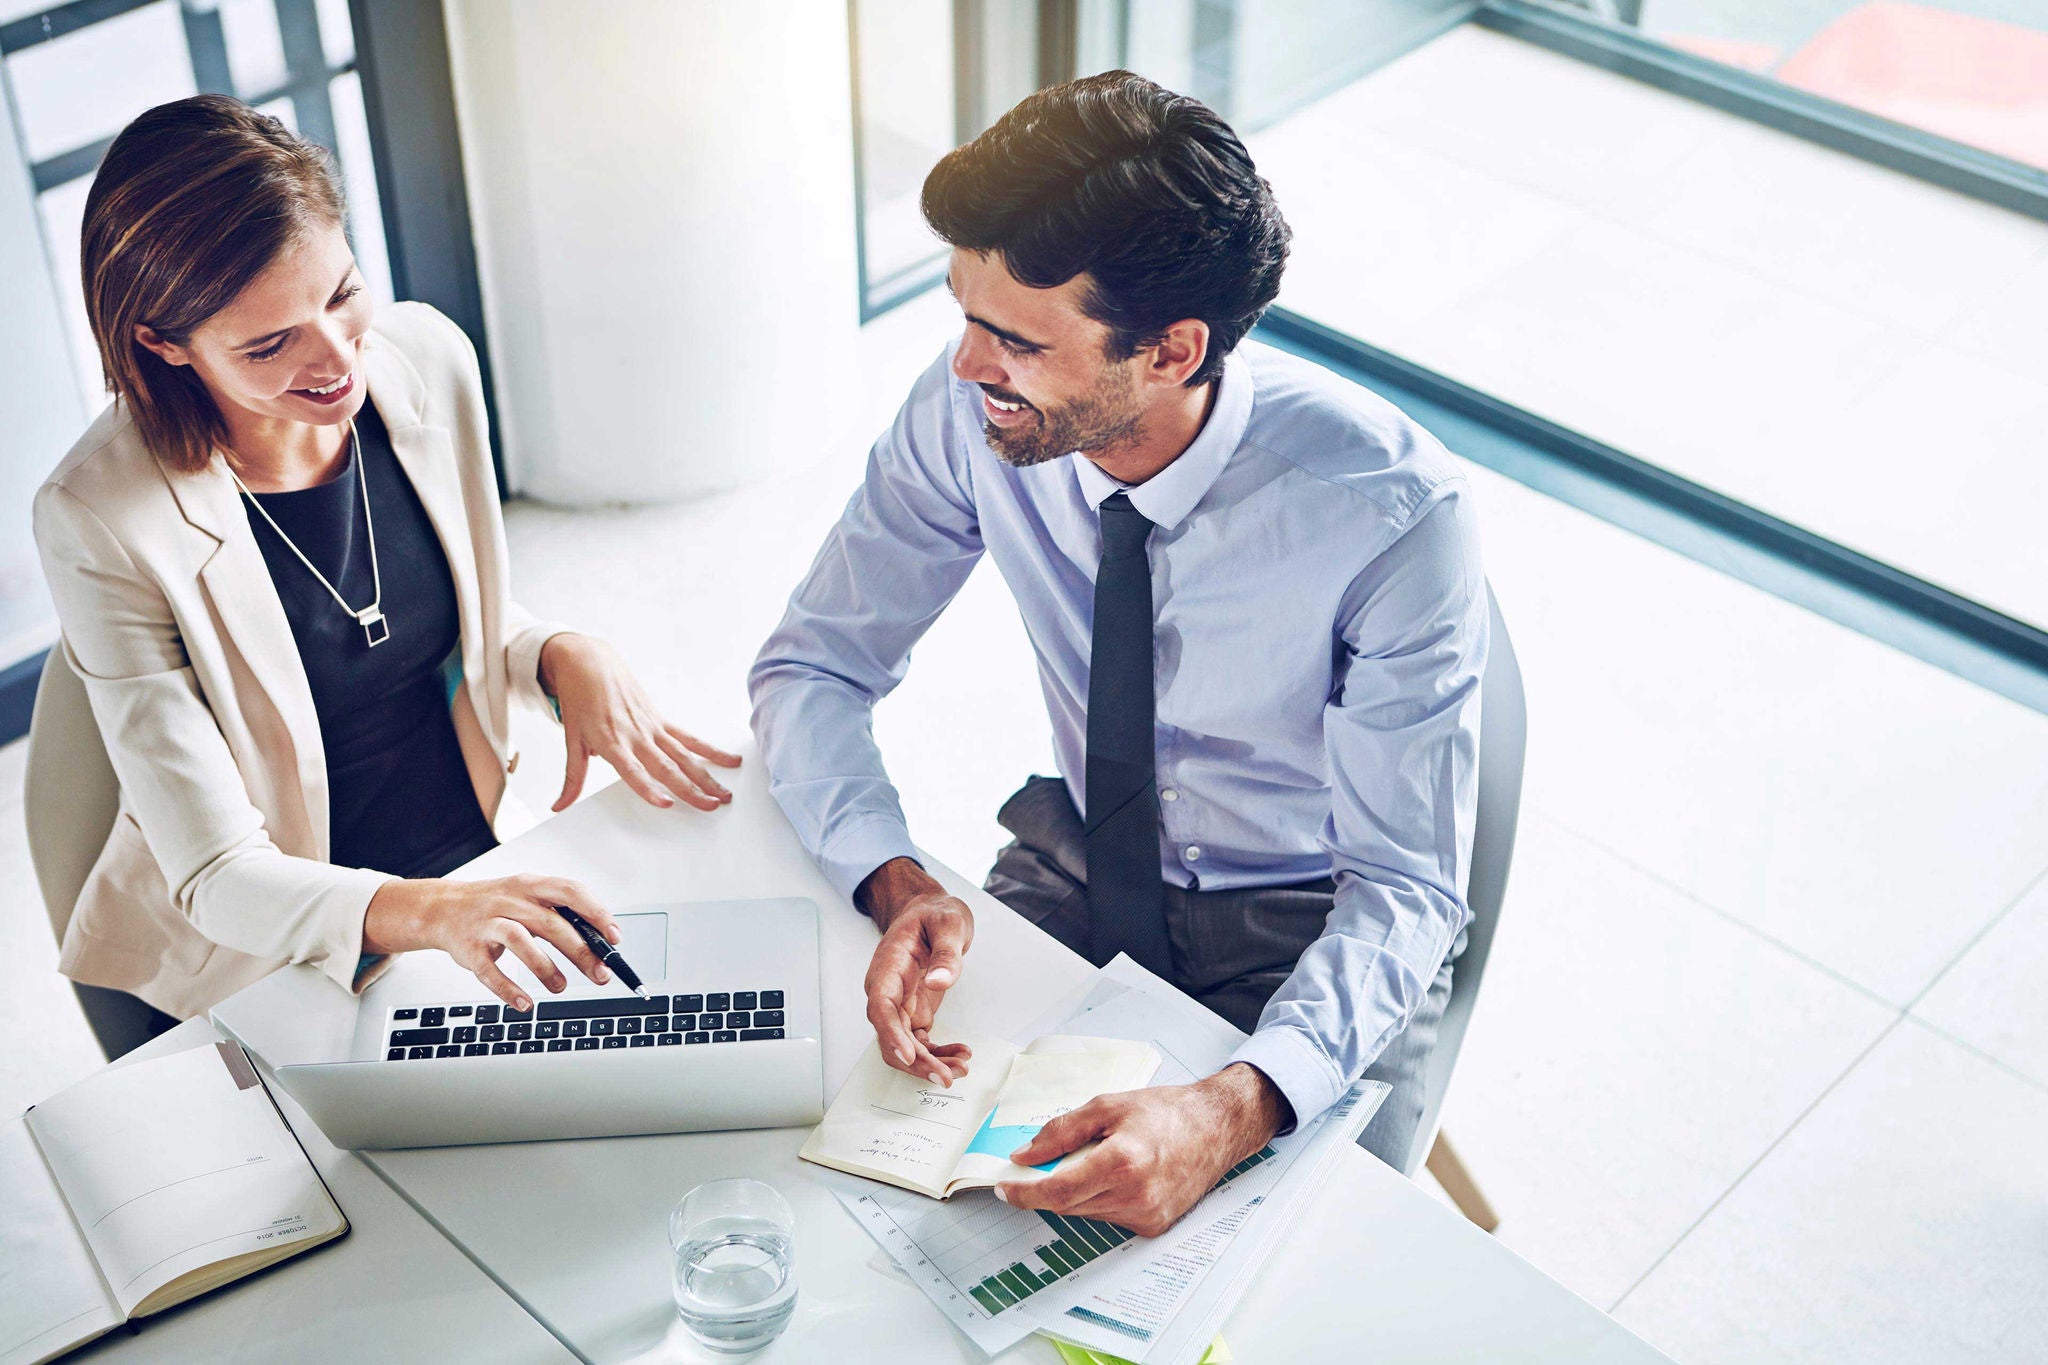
[1230,1024,1345,1136]
[815,814,923,906]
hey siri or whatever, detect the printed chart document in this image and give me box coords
[823,956,1385,1364]
[0,1042,347,1365]
[800,1034,1160,1198]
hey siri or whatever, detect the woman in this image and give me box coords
[33,95,738,1046]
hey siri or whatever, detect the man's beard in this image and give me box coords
[981,364,1144,468]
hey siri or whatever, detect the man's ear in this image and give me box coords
[133,324,192,367]
[1142,319,1211,389]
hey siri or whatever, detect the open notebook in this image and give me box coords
[1,1041,348,1365]
[800,1033,1160,1199]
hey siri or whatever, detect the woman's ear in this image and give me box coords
[133,324,191,367]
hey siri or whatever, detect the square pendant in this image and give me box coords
[359,608,389,647]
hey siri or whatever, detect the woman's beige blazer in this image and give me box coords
[32,302,567,1019]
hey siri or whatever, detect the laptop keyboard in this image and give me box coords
[381,990,788,1060]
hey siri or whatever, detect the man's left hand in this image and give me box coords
[994,1062,1291,1238]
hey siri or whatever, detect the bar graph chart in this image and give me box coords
[965,1146,1274,1315]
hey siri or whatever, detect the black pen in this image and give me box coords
[555,906,648,998]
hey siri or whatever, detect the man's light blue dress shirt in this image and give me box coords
[749,337,1487,1127]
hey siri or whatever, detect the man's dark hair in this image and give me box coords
[921,70,1290,387]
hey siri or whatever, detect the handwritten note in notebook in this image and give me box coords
[0,1042,346,1365]
[799,1034,1160,1199]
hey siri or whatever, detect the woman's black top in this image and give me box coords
[244,401,499,879]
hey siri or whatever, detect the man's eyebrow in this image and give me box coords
[233,265,354,349]
[944,275,1050,352]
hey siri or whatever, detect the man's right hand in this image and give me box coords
[858,857,975,1086]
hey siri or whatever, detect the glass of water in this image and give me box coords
[669,1178,798,1353]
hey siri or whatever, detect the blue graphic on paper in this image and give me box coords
[962,1109,1062,1171]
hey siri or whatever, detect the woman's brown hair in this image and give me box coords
[81,94,348,473]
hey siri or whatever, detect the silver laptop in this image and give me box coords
[212,898,825,1149]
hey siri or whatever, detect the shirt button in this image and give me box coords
[1161,788,1179,802]
[1184,845,1201,862]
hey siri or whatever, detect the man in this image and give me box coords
[750,71,1485,1238]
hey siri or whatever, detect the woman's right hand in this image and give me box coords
[362,874,622,1011]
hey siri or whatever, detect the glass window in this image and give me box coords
[851,0,1043,318]
[854,0,957,308]
[2,0,393,419]
[1540,0,2048,172]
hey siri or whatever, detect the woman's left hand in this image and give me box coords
[538,633,741,812]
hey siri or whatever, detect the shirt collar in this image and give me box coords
[1070,347,1253,530]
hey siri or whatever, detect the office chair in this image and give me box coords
[24,642,165,1061]
[1407,587,1526,1232]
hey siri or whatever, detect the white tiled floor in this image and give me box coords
[7,286,2048,1362]
[1250,24,2048,628]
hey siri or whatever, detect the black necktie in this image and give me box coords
[1085,493,1172,976]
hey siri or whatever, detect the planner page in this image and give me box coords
[0,1117,119,1365]
[801,1034,1020,1197]
[25,1044,343,1316]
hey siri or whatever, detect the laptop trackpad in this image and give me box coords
[496,910,669,998]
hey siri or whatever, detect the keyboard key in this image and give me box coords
[602,1035,627,1050]
[671,1013,696,1030]
[618,1018,640,1035]
[563,1021,588,1038]
[645,1015,667,1032]
[519,1040,545,1053]
[658,1033,682,1046]
[491,1042,517,1055]
[421,1008,446,1028]
[698,1012,723,1029]
[629,1034,655,1047]
[408,1046,434,1059]
[464,1043,490,1056]
[535,1022,559,1039]
[449,1005,474,1018]
[436,1044,462,1058]
[536,997,665,1020]
[739,1028,785,1041]
[574,1036,599,1051]
[392,1007,419,1022]
[725,1011,750,1028]
[475,1005,501,1025]
[673,994,704,1013]
[547,1039,572,1052]
[504,1005,535,1023]
[686,1032,710,1044]
[453,1026,479,1044]
[760,990,784,1009]
[507,1023,532,1040]
[753,1009,785,1027]
[386,1047,404,1060]
[390,1028,451,1048]
[734,991,758,1010]
[480,1024,505,1042]
[707,993,732,1012]
[590,1020,614,1037]
[713,1030,738,1043]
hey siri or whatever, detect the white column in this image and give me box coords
[444,0,861,505]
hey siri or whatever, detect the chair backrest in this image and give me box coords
[25,643,122,947]
[1401,586,1526,1177]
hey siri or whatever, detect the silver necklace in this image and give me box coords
[228,420,389,646]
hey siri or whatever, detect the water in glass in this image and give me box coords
[672,1212,797,1352]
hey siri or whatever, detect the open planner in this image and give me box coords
[800,1032,1159,1199]
[1,1041,348,1365]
